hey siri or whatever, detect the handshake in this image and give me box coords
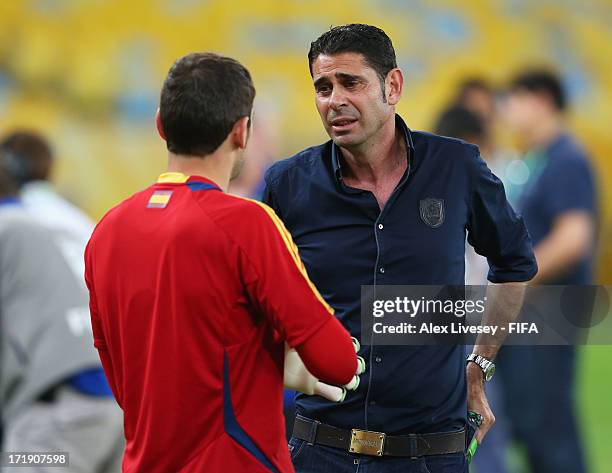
[284,337,366,402]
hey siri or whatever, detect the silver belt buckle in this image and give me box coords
[349,429,386,456]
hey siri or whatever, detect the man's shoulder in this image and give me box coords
[203,193,286,253]
[550,135,592,168]
[411,130,482,175]
[89,188,148,242]
[22,181,95,227]
[412,130,480,157]
[207,192,275,222]
[538,135,593,189]
[188,190,275,232]
[0,208,62,265]
[0,207,45,239]
[265,142,332,185]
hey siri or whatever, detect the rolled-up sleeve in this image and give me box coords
[466,153,538,283]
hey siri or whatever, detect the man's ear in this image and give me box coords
[385,68,404,106]
[155,108,166,141]
[231,116,250,150]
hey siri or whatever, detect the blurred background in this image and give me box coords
[0,0,610,472]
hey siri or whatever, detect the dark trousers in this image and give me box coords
[289,437,468,473]
[497,346,587,473]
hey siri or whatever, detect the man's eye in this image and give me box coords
[345,80,358,88]
[316,85,331,95]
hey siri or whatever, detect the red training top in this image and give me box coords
[85,172,356,473]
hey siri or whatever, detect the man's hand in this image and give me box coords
[466,362,495,443]
[284,337,365,402]
[467,282,526,443]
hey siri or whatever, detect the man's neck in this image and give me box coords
[166,151,231,191]
[527,116,564,150]
[339,118,406,186]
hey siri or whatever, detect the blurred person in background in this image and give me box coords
[0,131,122,461]
[445,84,505,285]
[263,24,537,473]
[0,131,95,279]
[497,68,597,473]
[433,104,489,294]
[0,154,123,472]
[434,104,485,148]
[453,79,497,158]
[434,104,512,473]
[454,78,525,201]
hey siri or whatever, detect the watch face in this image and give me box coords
[485,364,496,381]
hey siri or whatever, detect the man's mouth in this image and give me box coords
[330,118,358,130]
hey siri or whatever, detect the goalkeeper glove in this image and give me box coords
[283,337,366,402]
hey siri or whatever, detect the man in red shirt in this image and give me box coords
[85,52,358,473]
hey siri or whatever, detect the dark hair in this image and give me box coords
[456,78,493,103]
[510,69,566,111]
[160,52,256,156]
[434,105,485,141]
[0,150,20,197]
[0,131,53,183]
[308,24,397,93]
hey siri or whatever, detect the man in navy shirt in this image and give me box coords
[497,69,597,473]
[263,24,537,473]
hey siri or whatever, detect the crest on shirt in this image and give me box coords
[420,198,444,228]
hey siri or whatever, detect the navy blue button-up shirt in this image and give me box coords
[263,115,537,434]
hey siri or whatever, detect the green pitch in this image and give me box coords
[484,346,611,473]
[579,346,612,473]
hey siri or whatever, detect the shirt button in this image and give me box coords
[379,267,385,274]
[378,224,384,230]
[375,356,382,363]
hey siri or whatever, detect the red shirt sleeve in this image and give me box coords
[235,201,356,383]
[84,240,123,407]
[84,241,108,350]
[238,201,338,347]
[296,317,356,386]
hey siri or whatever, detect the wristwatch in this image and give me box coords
[466,354,496,381]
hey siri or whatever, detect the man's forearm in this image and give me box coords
[471,282,527,361]
[467,282,527,440]
[531,211,593,283]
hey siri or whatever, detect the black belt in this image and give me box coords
[293,415,465,458]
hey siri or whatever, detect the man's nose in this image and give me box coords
[329,88,348,110]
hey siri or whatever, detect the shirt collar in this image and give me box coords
[331,114,415,182]
[157,172,221,190]
[157,172,189,184]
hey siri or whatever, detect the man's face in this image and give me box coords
[311,53,393,149]
[463,89,495,127]
[230,149,245,180]
[504,90,546,136]
[229,115,252,181]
